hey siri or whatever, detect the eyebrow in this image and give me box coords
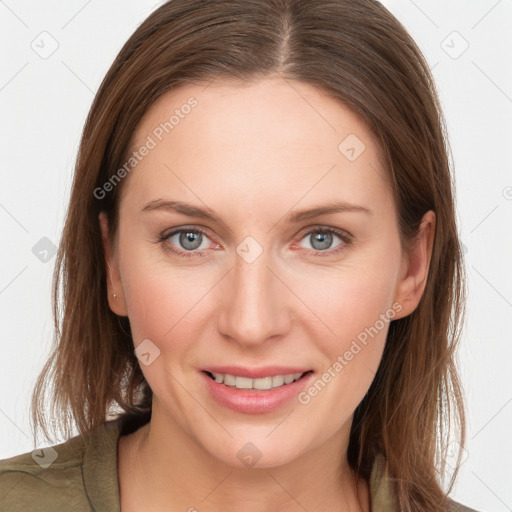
[141,199,372,224]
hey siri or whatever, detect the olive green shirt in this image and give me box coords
[0,414,478,511]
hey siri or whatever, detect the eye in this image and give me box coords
[297,227,351,256]
[159,225,351,258]
[160,227,217,257]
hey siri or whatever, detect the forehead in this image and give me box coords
[130,76,378,156]
[121,76,392,215]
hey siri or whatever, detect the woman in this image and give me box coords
[0,0,477,510]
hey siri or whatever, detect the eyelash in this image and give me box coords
[159,225,352,258]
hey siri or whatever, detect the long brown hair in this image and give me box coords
[32,1,466,510]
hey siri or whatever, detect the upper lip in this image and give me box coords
[202,366,313,379]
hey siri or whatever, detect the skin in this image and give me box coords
[100,75,435,512]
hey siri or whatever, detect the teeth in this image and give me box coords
[272,375,285,387]
[209,372,305,391]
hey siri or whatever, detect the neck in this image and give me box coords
[118,406,369,512]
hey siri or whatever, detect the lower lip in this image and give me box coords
[200,371,314,414]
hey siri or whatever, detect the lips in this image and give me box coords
[200,366,315,414]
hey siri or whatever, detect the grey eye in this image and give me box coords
[302,230,344,252]
[309,232,333,251]
[179,231,203,250]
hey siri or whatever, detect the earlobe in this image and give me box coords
[392,210,436,320]
[99,212,128,316]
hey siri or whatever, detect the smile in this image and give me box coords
[205,371,308,391]
[200,368,315,414]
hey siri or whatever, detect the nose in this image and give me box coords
[216,242,292,347]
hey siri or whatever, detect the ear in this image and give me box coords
[99,212,128,316]
[392,210,436,319]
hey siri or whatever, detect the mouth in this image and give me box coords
[200,367,315,414]
[202,370,314,392]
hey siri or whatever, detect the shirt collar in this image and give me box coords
[369,453,399,511]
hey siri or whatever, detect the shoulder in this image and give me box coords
[369,454,482,512]
[446,497,481,512]
[0,419,123,512]
[0,434,90,511]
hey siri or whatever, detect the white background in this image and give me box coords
[1,1,511,510]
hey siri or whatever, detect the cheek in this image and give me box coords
[121,263,209,347]
[121,269,164,342]
[316,277,392,381]
[302,254,400,348]
[119,263,213,408]
[332,275,396,346]
[294,250,401,411]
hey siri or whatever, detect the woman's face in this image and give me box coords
[101,76,430,468]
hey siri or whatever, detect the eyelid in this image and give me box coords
[297,224,352,242]
[161,224,213,241]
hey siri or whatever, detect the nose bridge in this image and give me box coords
[217,235,290,345]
